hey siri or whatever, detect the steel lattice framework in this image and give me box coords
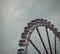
[17,19,60,54]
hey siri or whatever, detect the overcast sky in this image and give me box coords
[0,0,60,54]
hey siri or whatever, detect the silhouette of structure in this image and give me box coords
[17,19,60,54]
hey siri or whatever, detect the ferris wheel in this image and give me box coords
[17,19,60,54]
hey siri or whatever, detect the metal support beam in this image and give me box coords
[36,27,49,54]
[46,27,53,54]
[29,39,41,54]
[55,35,56,54]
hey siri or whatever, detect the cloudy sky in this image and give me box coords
[0,0,60,54]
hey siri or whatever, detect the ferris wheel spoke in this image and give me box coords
[55,35,56,54]
[36,27,49,54]
[29,39,41,54]
[45,27,53,54]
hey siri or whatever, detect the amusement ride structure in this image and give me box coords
[17,19,60,54]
